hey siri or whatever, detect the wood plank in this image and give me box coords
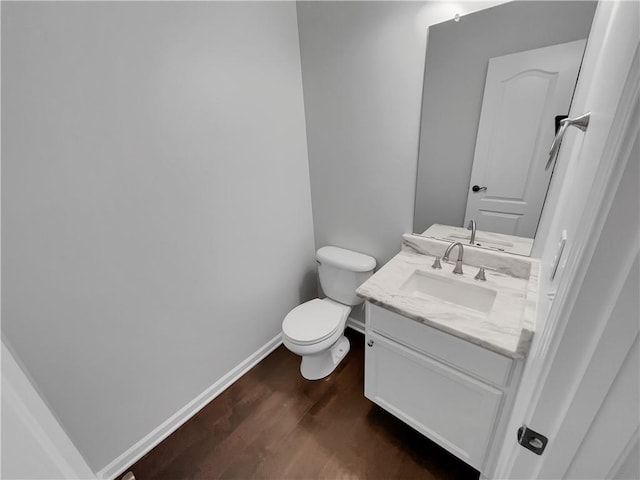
[119,329,479,479]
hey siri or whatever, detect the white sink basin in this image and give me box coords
[400,270,497,313]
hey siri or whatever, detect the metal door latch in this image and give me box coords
[517,425,548,455]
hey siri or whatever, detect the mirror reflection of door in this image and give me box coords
[464,40,586,238]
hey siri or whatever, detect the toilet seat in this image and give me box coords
[282,299,349,346]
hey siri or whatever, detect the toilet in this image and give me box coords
[282,246,376,380]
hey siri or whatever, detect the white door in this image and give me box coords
[491,2,640,478]
[464,40,586,238]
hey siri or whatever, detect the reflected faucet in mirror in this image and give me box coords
[467,220,476,245]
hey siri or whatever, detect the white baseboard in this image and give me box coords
[346,316,365,334]
[96,333,283,480]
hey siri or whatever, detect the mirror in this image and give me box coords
[413,1,597,256]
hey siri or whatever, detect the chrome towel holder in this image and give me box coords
[546,112,591,171]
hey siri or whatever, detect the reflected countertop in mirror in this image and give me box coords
[422,224,533,257]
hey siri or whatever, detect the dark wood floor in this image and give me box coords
[120,329,479,479]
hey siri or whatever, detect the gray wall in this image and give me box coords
[297,1,424,266]
[414,1,597,233]
[2,1,315,471]
[297,1,507,267]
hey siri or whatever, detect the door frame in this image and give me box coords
[490,1,640,478]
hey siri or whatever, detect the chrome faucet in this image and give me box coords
[442,242,464,275]
[467,220,476,245]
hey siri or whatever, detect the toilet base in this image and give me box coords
[300,336,350,380]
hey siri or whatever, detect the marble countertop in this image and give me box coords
[422,224,534,257]
[356,235,539,359]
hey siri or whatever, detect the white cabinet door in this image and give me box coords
[365,333,503,471]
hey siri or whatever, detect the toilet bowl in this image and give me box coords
[282,246,376,380]
[282,298,351,380]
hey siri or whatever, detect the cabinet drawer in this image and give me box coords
[367,303,513,386]
[365,332,502,471]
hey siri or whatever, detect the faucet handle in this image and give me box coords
[474,267,487,281]
[432,256,442,269]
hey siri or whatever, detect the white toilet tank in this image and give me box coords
[316,246,376,306]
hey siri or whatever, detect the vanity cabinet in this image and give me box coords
[364,303,518,473]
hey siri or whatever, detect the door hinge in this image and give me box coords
[517,425,548,455]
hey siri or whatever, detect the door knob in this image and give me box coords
[472,185,487,192]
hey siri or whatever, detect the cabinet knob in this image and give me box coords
[367,340,374,347]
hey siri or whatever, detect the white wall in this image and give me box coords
[2,1,315,472]
[414,1,596,233]
[297,1,506,267]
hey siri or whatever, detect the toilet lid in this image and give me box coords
[282,299,347,345]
